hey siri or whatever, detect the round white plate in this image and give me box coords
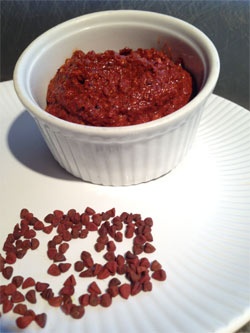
[0,81,249,333]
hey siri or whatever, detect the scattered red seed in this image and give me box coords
[100,293,112,307]
[16,315,34,329]
[144,243,156,253]
[47,264,61,276]
[30,238,40,250]
[87,281,101,294]
[11,290,25,303]
[151,260,162,271]
[3,299,14,313]
[35,313,47,328]
[4,283,17,295]
[22,277,35,289]
[119,283,131,299]
[12,275,24,288]
[5,252,17,265]
[13,303,28,315]
[2,266,13,280]
[25,289,37,304]
[59,263,71,273]
[89,293,100,306]
[58,242,69,254]
[48,295,63,307]
[35,281,49,292]
[152,269,167,281]
[70,304,85,319]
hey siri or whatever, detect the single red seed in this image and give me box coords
[12,275,24,288]
[53,253,66,262]
[16,315,34,329]
[40,288,54,300]
[143,281,153,292]
[43,224,54,234]
[97,267,110,280]
[47,247,57,260]
[5,252,17,265]
[92,214,102,226]
[63,274,76,286]
[89,293,100,306]
[82,257,94,268]
[100,293,112,307]
[2,266,13,279]
[108,277,121,287]
[70,304,85,319]
[52,234,63,245]
[13,303,28,315]
[24,309,36,318]
[4,283,17,295]
[79,293,89,306]
[35,313,47,328]
[25,289,37,304]
[93,263,103,276]
[48,295,63,307]
[103,251,116,262]
[116,254,125,266]
[105,261,118,275]
[85,207,96,215]
[94,242,105,252]
[36,282,49,292]
[119,283,131,299]
[130,282,142,296]
[151,260,162,271]
[30,238,40,250]
[22,277,35,289]
[3,299,14,313]
[62,230,72,241]
[144,243,156,253]
[23,229,36,239]
[21,239,31,250]
[133,244,144,255]
[11,290,25,303]
[20,208,30,219]
[152,269,167,281]
[58,242,69,254]
[53,210,64,219]
[134,235,147,245]
[59,263,71,273]
[88,281,101,294]
[114,231,123,242]
[106,240,116,252]
[74,260,85,272]
[47,264,61,276]
[107,285,119,297]
[125,225,134,238]
[34,220,44,230]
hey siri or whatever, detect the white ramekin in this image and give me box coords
[13,10,220,186]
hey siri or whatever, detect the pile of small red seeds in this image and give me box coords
[0,207,166,329]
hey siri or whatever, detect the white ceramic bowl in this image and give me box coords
[14,10,220,186]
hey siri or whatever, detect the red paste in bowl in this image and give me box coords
[46,48,193,127]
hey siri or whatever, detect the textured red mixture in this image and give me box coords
[46,48,193,127]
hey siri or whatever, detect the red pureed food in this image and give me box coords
[0,207,166,330]
[46,47,193,126]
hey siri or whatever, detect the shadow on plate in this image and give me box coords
[8,110,78,181]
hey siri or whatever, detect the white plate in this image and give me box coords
[0,81,250,333]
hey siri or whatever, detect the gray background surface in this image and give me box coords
[0,0,249,110]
